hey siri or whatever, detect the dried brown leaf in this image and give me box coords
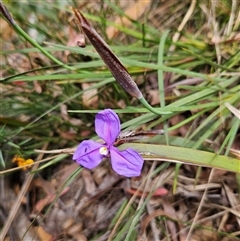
[106,0,151,38]
[82,82,99,107]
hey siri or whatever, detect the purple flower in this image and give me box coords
[73,109,144,177]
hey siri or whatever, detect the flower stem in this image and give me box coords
[139,97,172,115]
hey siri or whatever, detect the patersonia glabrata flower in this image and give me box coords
[73,109,143,177]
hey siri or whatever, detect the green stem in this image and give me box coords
[139,97,172,115]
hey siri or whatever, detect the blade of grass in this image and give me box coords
[158,30,170,146]
[0,2,75,71]
[119,143,240,173]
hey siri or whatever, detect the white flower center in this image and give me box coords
[99,147,109,156]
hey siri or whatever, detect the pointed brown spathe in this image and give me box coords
[74,9,143,99]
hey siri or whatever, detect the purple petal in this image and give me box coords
[73,140,104,169]
[95,109,120,145]
[109,146,144,177]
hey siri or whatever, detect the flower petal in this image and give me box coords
[95,109,120,145]
[109,146,143,177]
[73,140,104,169]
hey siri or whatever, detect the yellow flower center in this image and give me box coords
[99,147,109,156]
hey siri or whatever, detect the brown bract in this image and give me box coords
[73,9,143,99]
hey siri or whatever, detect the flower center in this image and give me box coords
[99,146,109,156]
